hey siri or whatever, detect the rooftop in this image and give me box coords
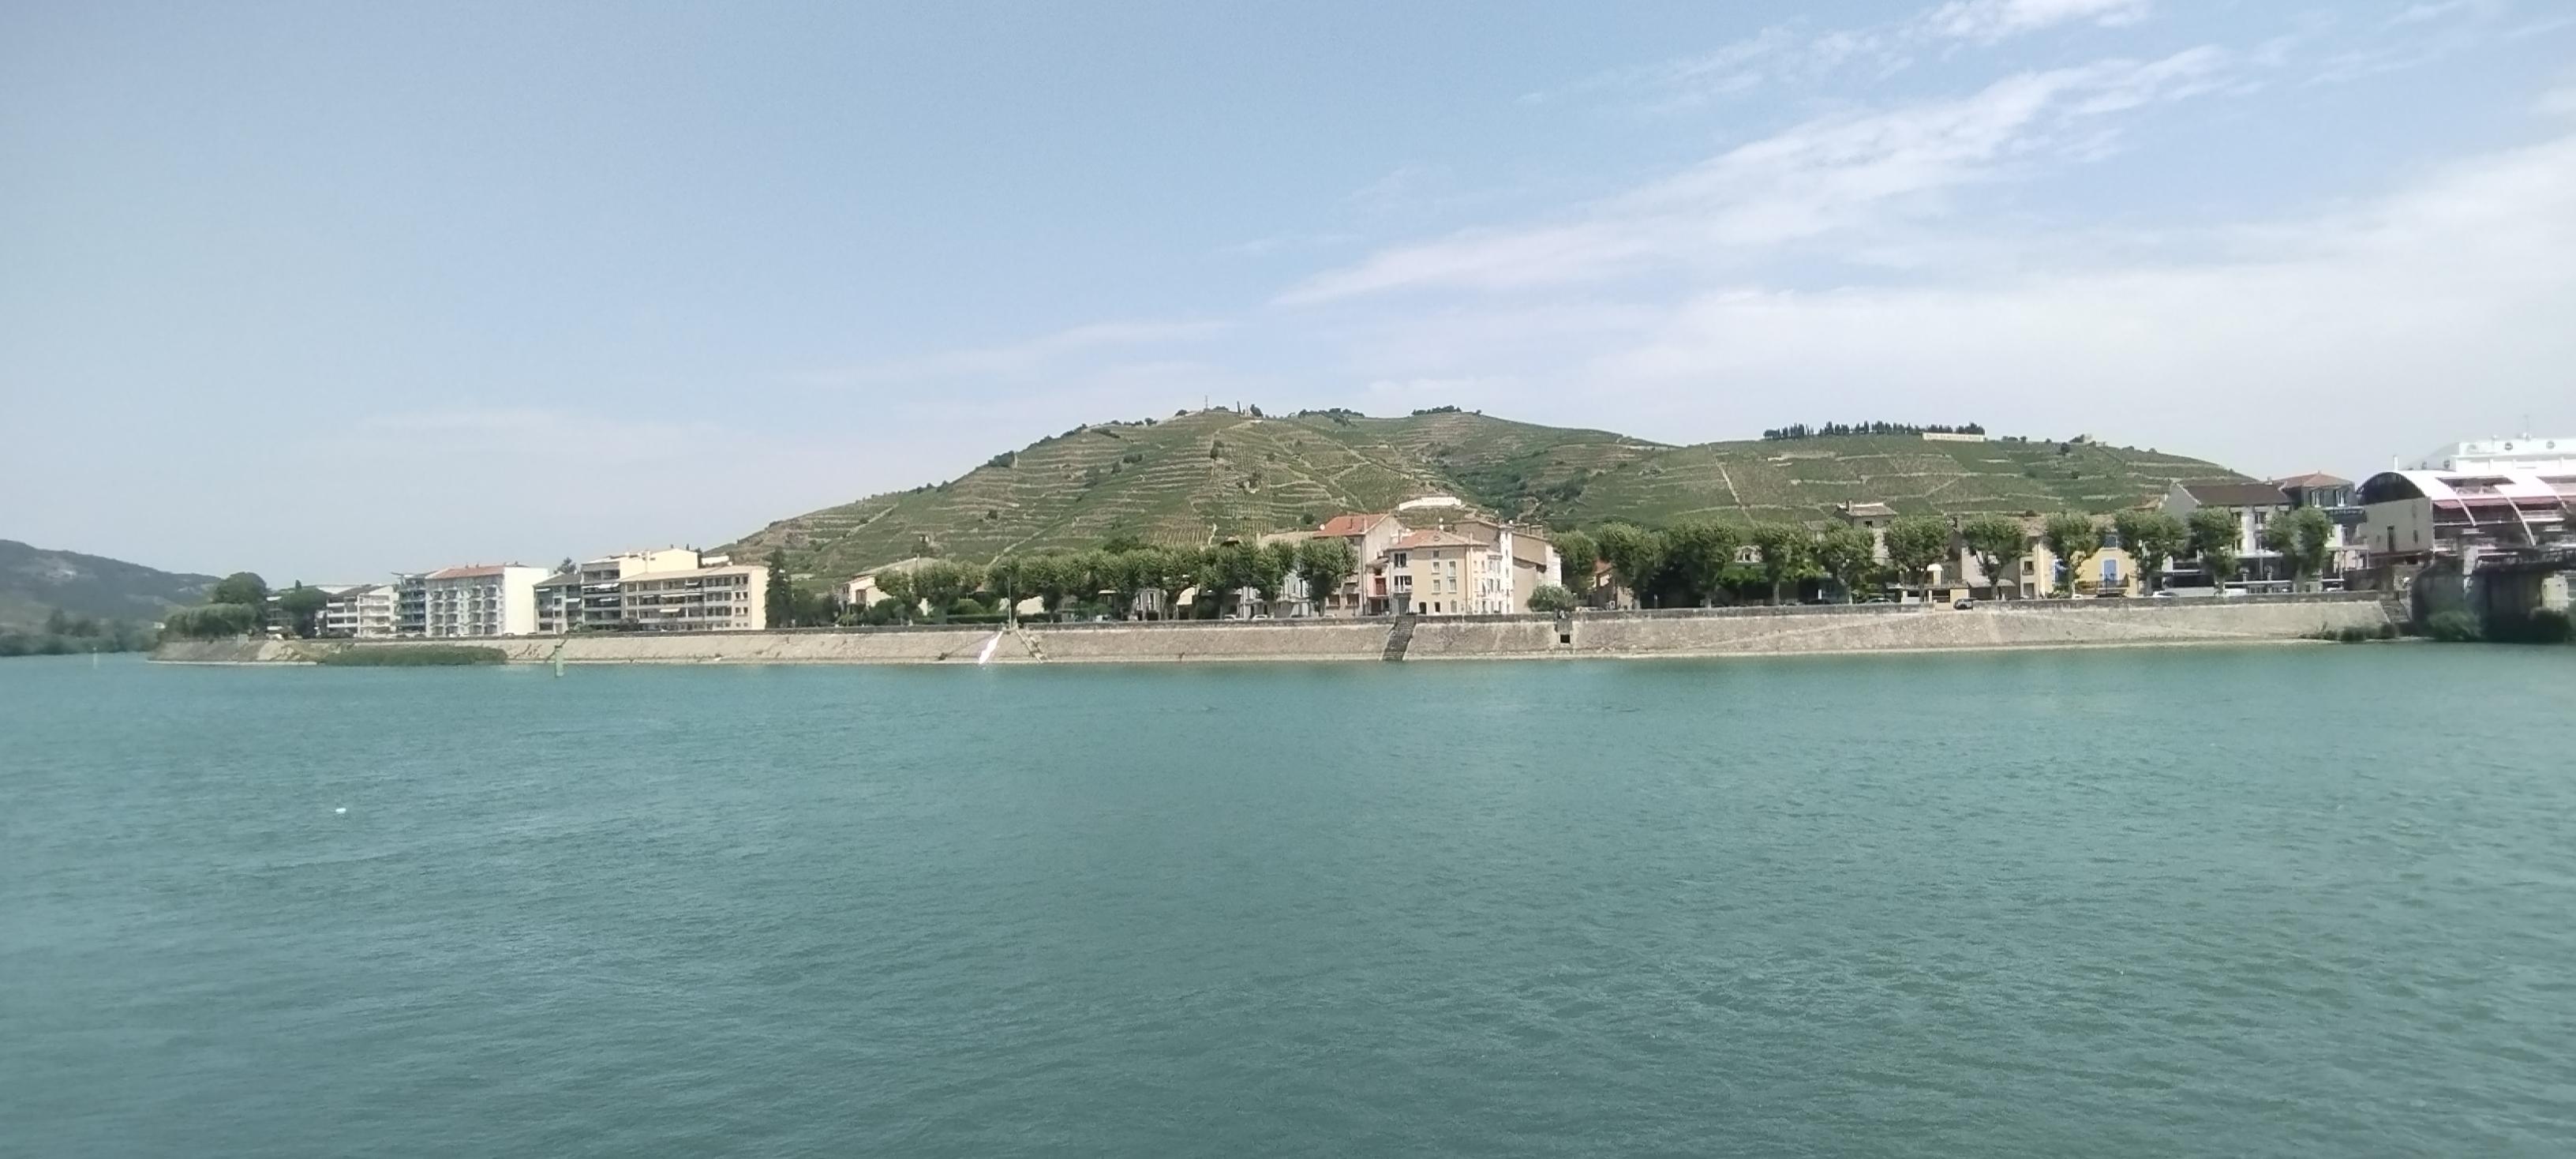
[1391,530,1484,550]
[2270,471,2353,489]
[1316,513,1390,538]
[2181,482,2293,508]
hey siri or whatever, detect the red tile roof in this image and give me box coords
[1316,513,1387,538]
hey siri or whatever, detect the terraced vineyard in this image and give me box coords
[1546,434,2245,527]
[722,412,2245,580]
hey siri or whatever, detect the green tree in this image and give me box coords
[1295,538,1358,616]
[1883,516,1951,600]
[1526,583,1579,614]
[1664,520,1743,607]
[765,550,796,627]
[873,568,919,622]
[2112,510,2190,595]
[210,572,269,608]
[1552,529,1598,596]
[986,556,1030,619]
[912,561,982,621]
[1812,525,1879,602]
[2263,506,2336,591]
[43,609,70,636]
[2187,508,2242,591]
[1255,542,1300,614]
[1747,523,1811,605]
[276,583,330,638]
[2041,513,2102,596]
[1593,523,1667,607]
[1960,516,2027,599]
[166,602,260,640]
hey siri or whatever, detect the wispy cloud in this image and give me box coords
[1331,129,2576,468]
[1524,0,2159,111]
[1285,48,2233,304]
[1926,0,2152,43]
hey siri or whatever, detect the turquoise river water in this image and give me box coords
[4,647,2574,1157]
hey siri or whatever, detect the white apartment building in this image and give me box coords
[320,583,400,638]
[618,564,769,632]
[420,565,547,637]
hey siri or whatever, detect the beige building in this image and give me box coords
[1315,513,1410,615]
[1448,517,1562,613]
[421,564,549,637]
[541,548,709,632]
[619,564,769,632]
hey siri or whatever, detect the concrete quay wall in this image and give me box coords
[154,595,2396,666]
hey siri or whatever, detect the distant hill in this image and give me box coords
[0,539,217,630]
[721,411,2247,580]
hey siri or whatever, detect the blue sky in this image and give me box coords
[6,0,2573,580]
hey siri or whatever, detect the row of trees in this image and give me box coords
[1556,504,2336,606]
[767,538,1372,627]
[0,610,160,657]
[1762,421,1986,441]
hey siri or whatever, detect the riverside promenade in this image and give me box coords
[157,594,2397,666]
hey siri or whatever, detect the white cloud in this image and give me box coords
[1283,48,2233,303]
[1926,0,2153,43]
[1354,130,2576,472]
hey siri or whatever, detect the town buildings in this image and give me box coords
[539,548,705,632]
[2162,482,2296,591]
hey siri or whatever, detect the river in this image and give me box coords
[5,647,2572,1157]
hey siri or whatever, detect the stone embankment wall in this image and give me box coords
[155,595,2396,666]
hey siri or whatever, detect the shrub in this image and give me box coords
[2422,610,2481,643]
[2334,626,2376,643]
[316,645,506,666]
[2488,609,2574,645]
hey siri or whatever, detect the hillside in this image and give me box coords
[722,409,1661,579]
[723,411,2245,579]
[0,539,217,630]
[1546,433,2245,527]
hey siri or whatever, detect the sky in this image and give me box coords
[6,0,2574,580]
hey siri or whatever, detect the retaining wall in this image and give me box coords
[154,595,2396,666]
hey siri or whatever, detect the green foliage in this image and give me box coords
[1663,521,1743,606]
[1526,584,1579,614]
[0,618,156,657]
[209,572,270,608]
[1747,523,1813,605]
[1812,525,1880,602]
[2422,610,2482,642]
[2186,508,2241,586]
[1593,523,1666,605]
[1883,516,1950,594]
[2113,510,2189,594]
[765,550,796,626]
[1959,516,2027,599]
[1552,530,1598,585]
[276,583,330,639]
[1295,538,1358,611]
[315,644,506,666]
[2487,610,2573,645]
[164,602,261,640]
[1256,542,1300,605]
[2261,507,2336,590]
[2040,513,2102,596]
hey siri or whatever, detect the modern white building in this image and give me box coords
[2407,437,2576,474]
[420,564,548,637]
[319,583,400,638]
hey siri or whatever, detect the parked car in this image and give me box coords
[2151,591,2176,599]
[1953,598,1975,610]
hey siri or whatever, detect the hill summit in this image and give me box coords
[721,409,2246,580]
